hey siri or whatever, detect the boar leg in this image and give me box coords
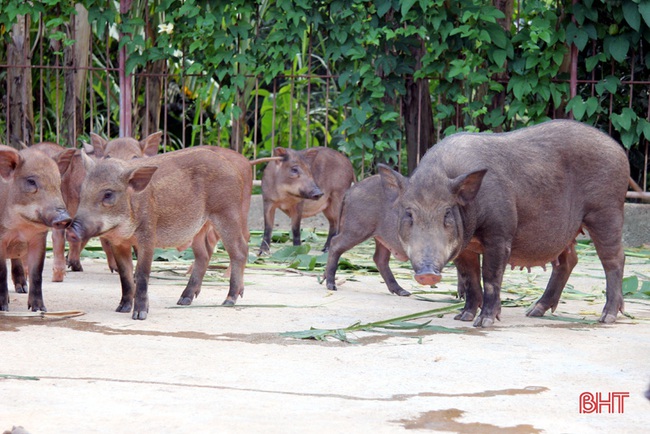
[373,241,410,296]
[527,243,578,318]
[132,244,154,320]
[177,225,213,305]
[290,202,304,246]
[260,199,277,255]
[0,257,10,310]
[584,212,625,324]
[322,196,344,252]
[112,242,136,314]
[453,250,483,322]
[325,229,365,291]
[212,215,248,306]
[11,258,28,293]
[26,232,48,312]
[101,237,118,273]
[51,228,67,281]
[473,245,509,327]
[66,239,85,272]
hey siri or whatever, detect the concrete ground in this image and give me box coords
[1,237,650,433]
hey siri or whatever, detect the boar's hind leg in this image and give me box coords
[374,242,410,296]
[213,216,248,306]
[584,211,625,324]
[453,250,483,322]
[259,200,277,255]
[11,258,28,293]
[527,243,578,318]
[322,198,344,252]
[112,243,136,314]
[177,225,214,306]
[66,238,86,272]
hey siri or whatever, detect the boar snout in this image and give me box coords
[51,209,72,229]
[414,271,442,286]
[302,186,324,200]
[66,220,84,243]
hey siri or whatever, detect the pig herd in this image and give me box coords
[0,119,631,327]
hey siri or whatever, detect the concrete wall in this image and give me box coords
[249,195,650,248]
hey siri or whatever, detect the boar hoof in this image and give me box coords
[526,304,547,317]
[177,296,194,306]
[29,302,47,313]
[598,312,618,324]
[132,310,148,320]
[454,311,475,322]
[14,283,28,294]
[0,302,8,311]
[68,262,83,272]
[326,282,337,291]
[222,299,236,306]
[116,301,133,313]
[52,269,65,282]
[390,288,411,297]
[473,316,494,328]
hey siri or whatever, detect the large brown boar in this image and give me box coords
[67,147,249,320]
[378,120,629,327]
[260,147,354,254]
[0,146,74,311]
[325,175,410,296]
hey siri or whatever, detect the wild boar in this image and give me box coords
[0,145,74,311]
[378,120,629,327]
[86,131,162,159]
[325,175,410,296]
[30,142,86,280]
[67,147,250,320]
[260,146,355,254]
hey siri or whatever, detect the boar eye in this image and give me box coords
[102,190,116,205]
[403,209,414,225]
[444,208,454,227]
[24,177,38,193]
[290,166,299,176]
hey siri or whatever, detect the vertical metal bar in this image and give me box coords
[106,21,111,138]
[306,26,312,148]
[325,75,330,145]
[163,69,169,152]
[182,47,186,148]
[253,77,259,162]
[288,74,294,148]
[119,0,133,138]
[39,14,44,142]
[272,78,277,149]
[569,0,579,120]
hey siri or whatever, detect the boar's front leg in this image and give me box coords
[259,199,277,255]
[527,243,578,318]
[26,232,48,312]
[289,202,304,246]
[473,242,510,328]
[453,250,483,322]
[373,242,410,296]
[51,227,67,281]
[0,255,10,311]
[132,244,154,320]
[66,238,85,272]
[112,242,135,314]
[11,258,27,293]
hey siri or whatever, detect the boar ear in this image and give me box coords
[451,169,487,205]
[82,141,95,155]
[0,146,21,181]
[90,133,107,158]
[128,166,158,192]
[378,164,405,202]
[54,149,76,176]
[140,131,162,157]
[302,148,319,166]
[81,150,96,172]
[272,147,289,161]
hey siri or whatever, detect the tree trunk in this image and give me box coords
[7,15,34,149]
[63,4,90,148]
[139,59,166,138]
[402,34,435,175]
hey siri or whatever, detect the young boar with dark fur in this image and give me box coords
[325,175,410,296]
[378,120,629,327]
[67,147,250,320]
[260,147,355,254]
[0,146,74,312]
